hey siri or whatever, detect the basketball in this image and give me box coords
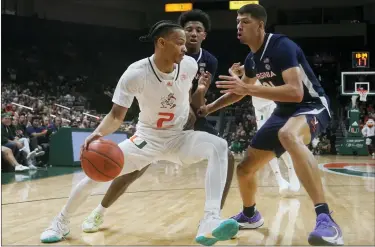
[80,139,124,182]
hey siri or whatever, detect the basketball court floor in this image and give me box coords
[2,155,374,245]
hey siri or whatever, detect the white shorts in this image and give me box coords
[118,129,227,174]
[254,103,277,129]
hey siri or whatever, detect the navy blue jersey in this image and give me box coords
[188,48,218,92]
[244,33,327,116]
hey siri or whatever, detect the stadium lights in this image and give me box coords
[165,3,193,12]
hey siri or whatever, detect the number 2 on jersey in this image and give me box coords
[157,112,174,128]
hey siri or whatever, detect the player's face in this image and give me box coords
[159,29,187,63]
[237,14,264,44]
[184,21,206,49]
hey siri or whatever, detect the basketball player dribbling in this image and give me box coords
[40,21,239,246]
[80,9,235,235]
[199,4,344,246]
[230,62,300,195]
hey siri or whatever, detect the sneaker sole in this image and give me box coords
[82,227,100,233]
[40,231,70,243]
[239,218,264,229]
[212,219,239,240]
[308,235,344,246]
[195,220,239,246]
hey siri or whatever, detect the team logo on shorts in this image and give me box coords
[161,93,176,109]
[130,135,147,149]
[318,162,375,178]
[310,116,319,133]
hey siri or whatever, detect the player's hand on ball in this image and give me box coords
[81,131,103,155]
[216,69,250,95]
[197,71,211,90]
[229,62,243,77]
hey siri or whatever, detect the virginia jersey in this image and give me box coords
[244,33,328,116]
[188,48,218,92]
[112,55,198,133]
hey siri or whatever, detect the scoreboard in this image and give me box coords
[165,1,259,12]
[352,52,370,69]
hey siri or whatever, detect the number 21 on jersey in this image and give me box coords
[262,81,276,87]
[157,112,174,128]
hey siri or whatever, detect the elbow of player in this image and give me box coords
[293,88,304,103]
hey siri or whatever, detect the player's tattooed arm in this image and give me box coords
[191,71,211,109]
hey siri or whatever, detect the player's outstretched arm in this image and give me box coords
[199,71,256,116]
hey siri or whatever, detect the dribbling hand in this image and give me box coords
[80,131,103,157]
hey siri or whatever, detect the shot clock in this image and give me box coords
[352,52,370,69]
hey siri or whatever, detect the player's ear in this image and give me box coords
[259,21,265,30]
[202,32,207,41]
[157,37,166,48]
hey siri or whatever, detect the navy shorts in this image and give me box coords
[194,117,218,136]
[251,106,331,157]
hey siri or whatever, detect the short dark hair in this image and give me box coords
[31,116,40,123]
[139,20,183,43]
[178,9,211,32]
[238,4,267,26]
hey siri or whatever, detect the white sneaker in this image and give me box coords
[26,150,37,160]
[40,215,70,243]
[82,210,104,233]
[195,213,239,246]
[15,164,30,172]
[28,164,38,170]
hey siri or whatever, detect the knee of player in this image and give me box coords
[278,127,299,145]
[236,157,256,177]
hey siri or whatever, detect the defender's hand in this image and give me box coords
[197,71,211,90]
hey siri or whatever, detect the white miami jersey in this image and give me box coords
[252,80,275,110]
[112,55,198,132]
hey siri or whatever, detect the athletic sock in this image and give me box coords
[243,204,256,218]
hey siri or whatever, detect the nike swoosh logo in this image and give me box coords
[322,225,340,243]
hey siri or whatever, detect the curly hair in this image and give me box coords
[178,9,211,32]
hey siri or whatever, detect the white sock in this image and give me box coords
[60,176,97,218]
[269,158,284,183]
[94,204,107,215]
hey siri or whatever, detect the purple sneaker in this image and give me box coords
[231,211,264,229]
[308,213,344,246]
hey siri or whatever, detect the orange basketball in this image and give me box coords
[81,139,124,182]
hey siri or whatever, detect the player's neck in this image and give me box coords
[248,31,266,53]
[187,45,201,55]
[153,52,175,73]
